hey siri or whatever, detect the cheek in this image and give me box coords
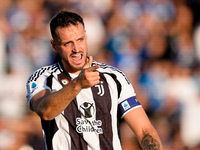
[60,46,70,53]
[58,47,71,58]
[82,42,88,52]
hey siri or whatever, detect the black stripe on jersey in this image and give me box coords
[91,73,114,150]
[41,119,58,150]
[63,101,88,150]
[57,71,71,86]
[40,73,57,150]
[46,74,54,90]
[104,73,122,99]
[58,72,88,150]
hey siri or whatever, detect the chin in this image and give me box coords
[71,64,84,72]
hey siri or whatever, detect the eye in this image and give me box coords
[63,42,71,46]
[78,38,84,42]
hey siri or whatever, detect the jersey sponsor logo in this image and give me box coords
[76,102,103,134]
[76,118,103,134]
[79,102,95,118]
[95,81,104,96]
[61,79,69,85]
[121,100,130,111]
[30,82,38,94]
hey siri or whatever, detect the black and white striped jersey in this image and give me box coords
[26,61,141,150]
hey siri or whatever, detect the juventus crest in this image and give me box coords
[95,81,104,96]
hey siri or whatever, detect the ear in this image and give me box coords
[84,30,87,39]
[51,39,58,52]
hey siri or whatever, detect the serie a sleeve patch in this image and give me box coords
[118,96,141,118]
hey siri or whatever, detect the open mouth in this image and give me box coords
[71,53,83,64]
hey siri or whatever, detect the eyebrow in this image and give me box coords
[60,35,86,45]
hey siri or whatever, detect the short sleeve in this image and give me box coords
[116,71,141,118]
[26,69,51,111]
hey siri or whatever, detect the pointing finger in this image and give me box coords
[83,56,93,69]
[86,65,100,72]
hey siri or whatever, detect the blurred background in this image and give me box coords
[0,0,200,149]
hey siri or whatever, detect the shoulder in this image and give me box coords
[26,63,60,84]
[93,61,130,84]
[93,61,123,74]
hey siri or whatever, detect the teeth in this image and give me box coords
[71,53,82,63]
[72,54,81,57]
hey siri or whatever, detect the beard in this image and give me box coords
[61,55,88,73]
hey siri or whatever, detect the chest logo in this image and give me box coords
[80,102,95,118]
[95,81,104,96]
[77,102,103,134]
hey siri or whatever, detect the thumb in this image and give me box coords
[83,56,93,69]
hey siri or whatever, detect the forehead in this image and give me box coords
[55,23,85,41]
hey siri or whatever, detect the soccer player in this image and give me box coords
[26,10,163,150]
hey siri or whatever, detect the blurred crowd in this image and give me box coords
[0,0,200,149]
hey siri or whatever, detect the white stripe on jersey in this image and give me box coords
[53,114,71,150]
[76,88,101,150]
[105,74,122,150]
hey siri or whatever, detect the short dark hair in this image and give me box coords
[50,10,85,40]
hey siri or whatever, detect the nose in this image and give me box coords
[72,42,80,53]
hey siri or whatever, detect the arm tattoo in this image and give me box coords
[141,134,160,150]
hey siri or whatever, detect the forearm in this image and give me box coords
[123,107,163,150]
[140,132,163,150]
[34,77,82,120]
[139,125,163,150]
[32,64,100,120]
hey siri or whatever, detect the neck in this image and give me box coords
[60,60,82,75]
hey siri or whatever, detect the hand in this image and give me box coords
[77,56,100,88]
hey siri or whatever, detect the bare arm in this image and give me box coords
[30,56,100,120]
[123,107,163,150]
